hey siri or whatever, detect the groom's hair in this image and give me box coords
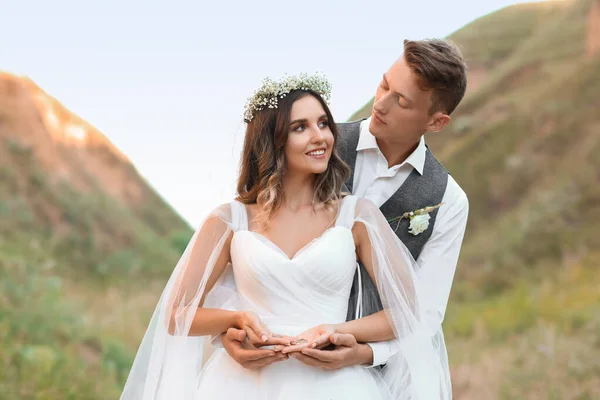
[403,38,467,115]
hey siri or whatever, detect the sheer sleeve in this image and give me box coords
[120,203,240,400]
[353,198,452,400]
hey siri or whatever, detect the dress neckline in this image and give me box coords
[235,196,351,260]
[242,226,349,261]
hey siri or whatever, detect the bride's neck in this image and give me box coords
[280,171,316,211]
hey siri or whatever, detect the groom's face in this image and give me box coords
[369,56,445,145]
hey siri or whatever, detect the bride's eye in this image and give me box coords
[318,120,329,129]
[293,124,305,132]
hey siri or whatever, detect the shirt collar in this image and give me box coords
[356,117,426,175]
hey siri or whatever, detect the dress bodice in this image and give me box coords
[229,196,358,332]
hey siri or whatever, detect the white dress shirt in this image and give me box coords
[353,118,469,367]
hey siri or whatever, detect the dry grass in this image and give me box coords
[450,318,600,399]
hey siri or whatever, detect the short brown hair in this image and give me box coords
[403,38,467,115]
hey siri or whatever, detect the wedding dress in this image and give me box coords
[120,195,452,400]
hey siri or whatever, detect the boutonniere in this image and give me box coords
[387,203,443,236]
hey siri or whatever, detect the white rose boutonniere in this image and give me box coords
[408,213,430,235]
[387,203,443,236]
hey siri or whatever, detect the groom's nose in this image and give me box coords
[373,94,390,115]
[373,97,387,115]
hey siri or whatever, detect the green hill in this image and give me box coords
[0,73,193,399]
[351,0,600,398]
[2,0,599,398]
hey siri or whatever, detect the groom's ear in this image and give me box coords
[426,112,451,133]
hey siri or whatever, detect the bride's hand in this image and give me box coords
[235,311,296,348]
[280,324,338,354]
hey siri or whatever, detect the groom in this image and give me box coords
[222,38,469,383]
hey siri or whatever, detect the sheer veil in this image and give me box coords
[350,198,451,400]
[120,203,238,399]
[120,197,451,400]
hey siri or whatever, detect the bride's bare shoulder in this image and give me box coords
[241,202,259,218]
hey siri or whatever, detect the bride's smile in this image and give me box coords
[285,94,334,176]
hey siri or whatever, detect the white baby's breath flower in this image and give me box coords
[243,73,331,123]
[408,214,431,236]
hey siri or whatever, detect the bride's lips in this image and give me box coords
[305,148,327,160]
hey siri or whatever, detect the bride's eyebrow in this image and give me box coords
[289,118,307,125]
[290,114,328,126]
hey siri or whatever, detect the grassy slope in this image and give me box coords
[0,77,193,399]
[1,1,598,398]
[350,0,600,398]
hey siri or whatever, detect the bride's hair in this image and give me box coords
[236,89,350,228]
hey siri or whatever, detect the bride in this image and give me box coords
[120,74,450,400]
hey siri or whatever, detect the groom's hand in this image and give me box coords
[222,328,289,370]
[289,333,373,370]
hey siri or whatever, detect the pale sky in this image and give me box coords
[1,0,535,226]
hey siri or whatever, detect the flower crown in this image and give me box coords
[243,73,332,123]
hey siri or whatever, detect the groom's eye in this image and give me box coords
[398,96,410,108]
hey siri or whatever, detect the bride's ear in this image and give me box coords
[426,112,451,133]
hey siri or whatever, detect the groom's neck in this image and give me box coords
[376,136,421,169]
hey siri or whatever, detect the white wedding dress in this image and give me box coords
[120,195,452,400]
[195,196,389,399]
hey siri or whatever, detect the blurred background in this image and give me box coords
[1,0,599,398]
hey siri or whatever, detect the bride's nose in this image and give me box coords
[309,124,326,143]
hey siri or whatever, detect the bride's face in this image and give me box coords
[284,95,334,176]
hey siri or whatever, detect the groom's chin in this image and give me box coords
[368,119,383,138]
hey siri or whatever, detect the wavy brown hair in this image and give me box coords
[236,90,350,229]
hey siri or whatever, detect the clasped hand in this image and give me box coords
[235,311,297,347]
[228,311,368,371]
[236,311,337,352]
[276,324,338,354]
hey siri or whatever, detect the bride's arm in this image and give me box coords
[331,220,398,343]
[334,312,394,343]
[167,214,237,336]
[333,209,418,344]
[185,219,241,337]
[167,215,273,344]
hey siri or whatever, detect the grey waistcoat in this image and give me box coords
[337,119,449,320]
